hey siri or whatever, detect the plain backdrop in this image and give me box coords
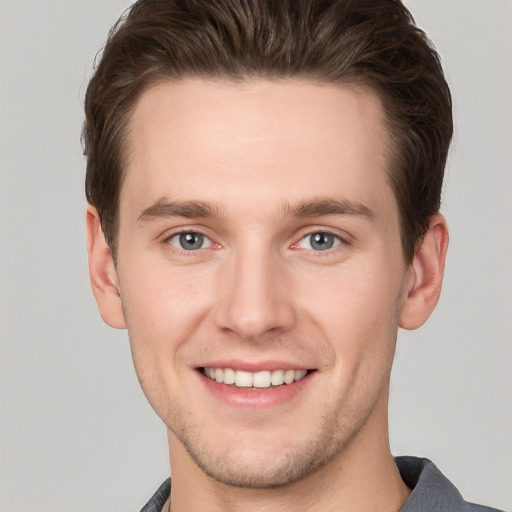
[0,1,511,511]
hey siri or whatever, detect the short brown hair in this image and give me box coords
[83,0,452,263]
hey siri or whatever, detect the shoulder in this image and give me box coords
[395,456,504,512]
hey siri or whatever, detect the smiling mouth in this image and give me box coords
[201,367,312,389]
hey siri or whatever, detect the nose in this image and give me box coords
[213,247,296,341]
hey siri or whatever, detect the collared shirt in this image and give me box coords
[395,457,502,512]
[140,456,503,512]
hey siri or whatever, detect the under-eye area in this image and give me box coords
[200,367,315,389]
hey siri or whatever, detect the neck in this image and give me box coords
[167,393,410,512]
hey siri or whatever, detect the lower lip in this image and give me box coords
[198,371,314,409]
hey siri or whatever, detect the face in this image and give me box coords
[113,79,411,487]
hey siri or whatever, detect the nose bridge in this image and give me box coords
[214,240,294,340]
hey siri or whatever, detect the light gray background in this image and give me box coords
[0,1,510,511]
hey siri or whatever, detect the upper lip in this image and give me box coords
[196,360,312,372]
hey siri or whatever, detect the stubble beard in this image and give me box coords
[171,398,373,490]
[122,282,403,491]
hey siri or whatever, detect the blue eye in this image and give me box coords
[298,232,342,251]
[168,232,212,251]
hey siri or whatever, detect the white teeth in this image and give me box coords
[283,369,295,384]
[223,367,236,384]
[235,370,253,387]
[253,371,271,388]
[271,370,284,386]
[295,369,307,381]
[203,367,309,388]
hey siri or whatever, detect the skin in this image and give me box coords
[87,79,448,512]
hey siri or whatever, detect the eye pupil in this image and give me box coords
[179,232,204,250]
[310,232,334,250]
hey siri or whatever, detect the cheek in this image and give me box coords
[121,254,211,319]
[119,265,210,415]
[298,260,403,363]
[118,259,214,367]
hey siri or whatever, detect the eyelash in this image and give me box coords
[163,230,219,254]
[161,228,348,256]
[292,231,347,254]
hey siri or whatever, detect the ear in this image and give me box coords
[86,206,126,329]
[399,214,449,330]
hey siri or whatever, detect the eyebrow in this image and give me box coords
[137,199,222,222]
[282,198,374,219]
[137,197,374,223]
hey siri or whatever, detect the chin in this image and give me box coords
[185,443,332,488]
[175,414,354,489]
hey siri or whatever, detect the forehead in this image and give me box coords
[122,78,394,219]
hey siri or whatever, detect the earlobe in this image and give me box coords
[399,214,449,330]
[86,206,127,329]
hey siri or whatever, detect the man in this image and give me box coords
[83,1,503,511]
